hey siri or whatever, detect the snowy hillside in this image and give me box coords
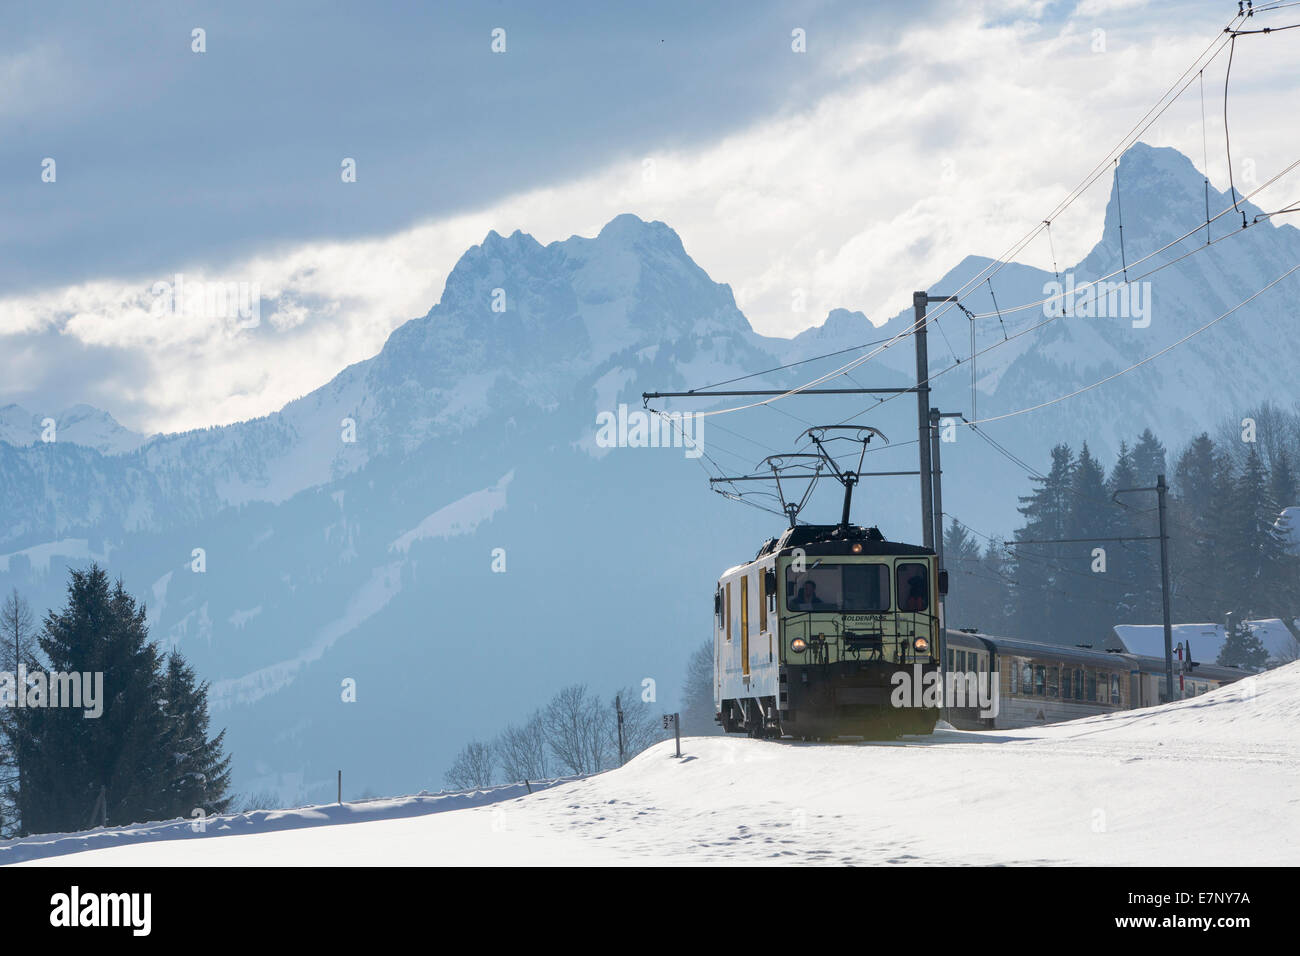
[9,662,1299,866]
[1,142,1298,804]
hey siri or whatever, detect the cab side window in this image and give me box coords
[896,563,929,612]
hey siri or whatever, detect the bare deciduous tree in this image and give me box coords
[495,709,551,783]
[443,739,496,791]
[0,588,38,673]
[608,685,663,762]
[680,639,720,736]
[542,684,610,775]
[0,588,37,837]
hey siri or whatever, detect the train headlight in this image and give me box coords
[850,542,863,553]
[913,637,929,653]
[791,637,808,653]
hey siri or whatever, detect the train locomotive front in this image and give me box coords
[714,523,943,739]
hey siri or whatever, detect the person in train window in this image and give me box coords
[900,577,927,611]
[794,580,828,610]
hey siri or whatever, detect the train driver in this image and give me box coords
[794,580,828,610]
[900,570,928,612]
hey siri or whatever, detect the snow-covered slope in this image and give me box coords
[9,662,1299,866]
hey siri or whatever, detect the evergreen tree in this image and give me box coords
[161,650,233,816]
[1270,450,1297,510]
[1124,429,1167,623]
[1170,434,1227,621]
[942,519,989,631]
[1011,444,1075,640]
[1202,451,1241,617]
[17,566,232,835]
[980,538,1017,635]
[1067,443,1113,644]
[1131,429,1168,487]
[1227,447,1291,619]
[1106,442,1149,624]
[19,566,169,834]
[1218,618,1268,670]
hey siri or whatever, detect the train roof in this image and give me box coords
[1125,654,1247,682]
[945,630,1130,667]
[754,524,933,560]
[945,629,1252,681]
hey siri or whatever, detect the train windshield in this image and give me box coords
[785,563,891,612]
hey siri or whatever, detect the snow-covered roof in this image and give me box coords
[1113,620,1297,664]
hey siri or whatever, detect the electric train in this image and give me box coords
[713,522,946,739]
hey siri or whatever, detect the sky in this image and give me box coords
[2,0,1298,435]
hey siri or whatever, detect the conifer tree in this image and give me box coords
[1227,447,1291,620]
[1106,442,1148,624]
[1123,429,1167,623]
[1067,443,1113,644]
[1171,434,1226,620]
[1270,450,1297,510]
[1011,444,1074,639]
[19,566,169,834]
[1218,617,1268,670]
[17,566,232,835]
[161,650,233,816]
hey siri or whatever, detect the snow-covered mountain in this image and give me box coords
[2,142,1297,804]
[0,403,147,456]
[793,143,1300,466]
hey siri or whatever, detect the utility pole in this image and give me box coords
[914,293,957,549]
[615,695,626,766]
[914,294,933,549]
[1093,476,1175,701]
[928,408,963,692]
[929,409,953,576]
[1156,474,1174,703]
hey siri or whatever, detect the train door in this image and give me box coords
[723,581,733,693]
[741,573,750,677]
[714,583,725,704]
[760,562,772,663]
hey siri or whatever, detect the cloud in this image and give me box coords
[2,0,1296,435]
